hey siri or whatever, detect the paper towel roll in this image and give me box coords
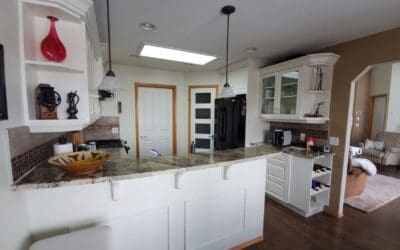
[53,143,73,155]
[349,146,362,157]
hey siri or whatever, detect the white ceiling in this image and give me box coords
[93,0,400,72]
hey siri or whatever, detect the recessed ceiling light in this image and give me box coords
[139,22,156,31]
[246,47,257,54]
[138,44,217,65]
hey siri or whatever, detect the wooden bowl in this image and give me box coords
[48,151,109,176]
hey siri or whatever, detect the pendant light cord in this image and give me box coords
[106,0,112,72]
[225,13,230,86]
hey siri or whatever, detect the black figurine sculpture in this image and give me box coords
[66,91,79,119]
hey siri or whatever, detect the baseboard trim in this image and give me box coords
[231,236,264,250]
[323,206,343,218]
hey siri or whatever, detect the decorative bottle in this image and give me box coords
[40,16,67,62]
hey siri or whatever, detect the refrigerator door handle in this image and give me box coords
[222,107,227,142]
[220,108,224,142]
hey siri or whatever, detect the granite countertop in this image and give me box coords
[12,144,333,191]
[12,145,281,191]
[281,147,334,159]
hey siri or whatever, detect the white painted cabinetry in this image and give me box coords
[259,53,340,124]
[266,153,333,217]
[24,159,267,250]
[265,153,291,202]
[18,0,103,133]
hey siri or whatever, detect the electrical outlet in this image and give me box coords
[300,133,306,141]
[329,136,340,146]
[111,127,119,134]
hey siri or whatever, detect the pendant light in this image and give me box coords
[98,0,120,98]
[219,5,236,98]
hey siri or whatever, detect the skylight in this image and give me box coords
[139,44,217,65]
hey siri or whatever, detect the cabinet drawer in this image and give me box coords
[266,179,288,202]
[268,153,289,165]
[266,163,288,184]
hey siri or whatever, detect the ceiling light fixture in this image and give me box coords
[138,44,217,65]
[139,22,156,31]
[246,47,257,54]
[219,5,236,98]
[98,0,120,100]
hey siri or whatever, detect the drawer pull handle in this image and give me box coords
[175,169,186,189]
[223,165,232,180]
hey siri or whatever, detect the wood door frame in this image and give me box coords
[135,82,177,158]
[187,84,219,152]
[367,94,388,138]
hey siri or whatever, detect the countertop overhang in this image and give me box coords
[12,144,332,191]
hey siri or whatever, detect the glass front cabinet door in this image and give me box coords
[260,68,301,119]
[260,74,277,115]
[278,69,300,116]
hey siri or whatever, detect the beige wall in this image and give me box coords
[370,63,392,96]
[351,71,371,145]
[320,27,400,216]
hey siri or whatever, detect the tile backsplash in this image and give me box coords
[269,121,329,146]
[83,116,120,141]
[8,126,72,182]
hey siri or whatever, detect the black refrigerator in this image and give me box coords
[214,94,246,150]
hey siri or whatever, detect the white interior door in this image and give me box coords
[138,87,173,158]
[370,95,387,138]
[190,87,216,153]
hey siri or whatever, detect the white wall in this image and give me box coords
[219,67,248,95]
[370,63,392,96]
[101,61,272,155]
[0,1,31,249]
[245,58,269,146]
[101,64,186,156]
[387,63,400,132]
[101,65,223,156]
[184,70,220,86]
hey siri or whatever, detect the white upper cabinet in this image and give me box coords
[18,0,103,133]
[259,53,339,124]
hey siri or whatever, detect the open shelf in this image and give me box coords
[312,169,331,178]
[25,60,84,73]
[311,186,330,196]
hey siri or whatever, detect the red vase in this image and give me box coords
[40,16,67,63]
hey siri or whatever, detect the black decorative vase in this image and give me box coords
[66,91,79,119]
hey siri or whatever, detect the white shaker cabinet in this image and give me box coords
[266,153,333,217]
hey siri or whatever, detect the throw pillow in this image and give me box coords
[374,141,385,151]
[365,139,375,149]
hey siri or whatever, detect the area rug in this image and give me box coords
[344,174,400,213]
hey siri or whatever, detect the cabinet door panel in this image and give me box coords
[278,70,299,115]
[260,74,277,115]
[266,163,287,184]
[266,179,287,202]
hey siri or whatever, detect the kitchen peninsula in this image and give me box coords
[14,145,279,250]
[12,144,333,249]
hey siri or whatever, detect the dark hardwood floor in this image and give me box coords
[247,167,400,250]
